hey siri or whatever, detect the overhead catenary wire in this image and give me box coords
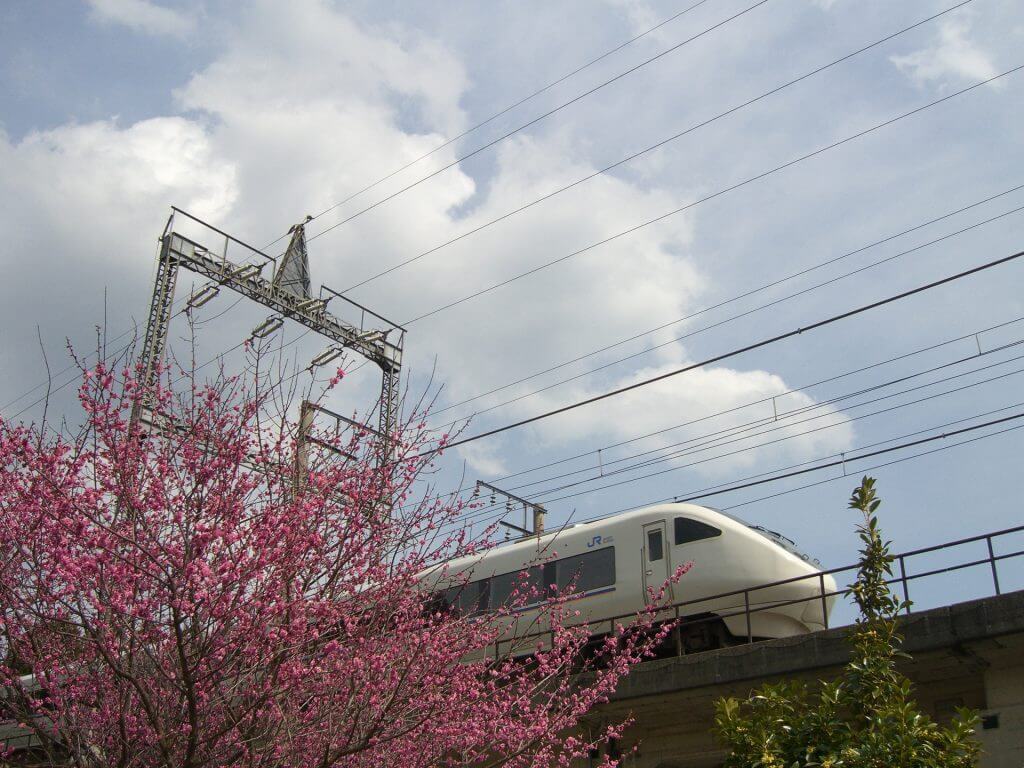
[504,346,1024,498]
[520,364,1024,505]
[598,409,1024,518]
[341,0,976,296]
[301,0,770,250]
[489,314,1024,484]
[434,406,1024,539]
[404,63,1024,325]
[674,411,1024,504]
[426,247,1024,455]
[426,197,1024,431]
[718,421,1024,511]
[391,317,1024,518]
[447,365,1024,525]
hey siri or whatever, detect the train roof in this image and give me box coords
[432,502,736,576]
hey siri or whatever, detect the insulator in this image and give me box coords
[250,316,284,339]
[471,485,480,500]
[505,500,513,513]
[310,347,344,367]
[296,297,327,314]
[490,494,496,505]
[186,285,220,310]
[230,263,262,280]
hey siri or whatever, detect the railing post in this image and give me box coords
[743,590,752,644]
[674,607,683,657]
[898,555,911,614]
[987,536,1002,595]
[819,572,829,630]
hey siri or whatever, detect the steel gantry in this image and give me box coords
[136,208,404,457]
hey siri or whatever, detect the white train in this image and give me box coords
[428,503,837,655]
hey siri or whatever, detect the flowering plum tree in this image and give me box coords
[0,358,677,768]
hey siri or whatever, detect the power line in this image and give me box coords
[428,182,1023,419]
[392,318,1024,518]
[434,404,1024,538]
[415,321,1024,526]
[523,364,1024,504]
[506,347,1024,497]
[404,64,1023,325]
[719,421,1024,511]
[303,1,769,248]
[429,248,1024,454]
[426,198,1024,429]
[158,178,1024,438]
[673,411,1024,504]
[341,0,976,295]
[0,2,723,416]
[486,315,1024,485]
[0,8,993,423]
[446,363,1024,525]
[276,0,718,248]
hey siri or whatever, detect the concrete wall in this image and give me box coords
[582,590,1024,768]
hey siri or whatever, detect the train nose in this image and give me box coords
[800,570,838,630]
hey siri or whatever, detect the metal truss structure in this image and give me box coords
[137,208,404,455]
[474,480,546,538]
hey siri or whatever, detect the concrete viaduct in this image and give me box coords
[584,589,1024,768]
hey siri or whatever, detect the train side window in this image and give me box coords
[439,579,488,616]
[674,517,722,545]
[555,547,616,593]
[490,566,543,607]
[647,529,664,561]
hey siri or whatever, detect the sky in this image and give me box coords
[1,0,1023,619]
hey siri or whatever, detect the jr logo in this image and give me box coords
[586,534,614,548]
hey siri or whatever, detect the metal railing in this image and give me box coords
[495,523,1024,658]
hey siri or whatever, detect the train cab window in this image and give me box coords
[490,566,543,607]
[674,517,722,545]
[554,547,616,593]
[647,529,664,561]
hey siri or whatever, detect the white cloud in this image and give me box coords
[0,116,236,404]
[0,117,235,251]
[0,0,855,479]
[86,0,195,38]
[603,0,661,39]
[455,442,509,477]
[890,15,1000,90]
[500,353,854,482]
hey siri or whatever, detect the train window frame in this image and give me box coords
[647,529,664,562]
[674,517,722,546]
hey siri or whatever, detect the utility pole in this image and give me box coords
[293,399,315,494]
[474,480,546,539]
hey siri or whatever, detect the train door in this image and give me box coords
[641,520,673,604]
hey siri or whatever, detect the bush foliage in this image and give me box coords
[713,476,980,768]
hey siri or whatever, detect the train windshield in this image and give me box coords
[702,506,821,566]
